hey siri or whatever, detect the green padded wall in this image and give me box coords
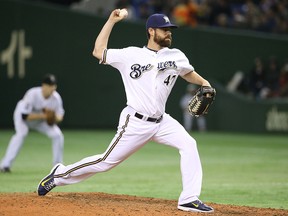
[1,0,288,133]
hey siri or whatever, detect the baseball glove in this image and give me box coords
[44,109,56,126]
[188,86,216,117]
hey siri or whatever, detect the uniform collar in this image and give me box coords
[143,46,168,54]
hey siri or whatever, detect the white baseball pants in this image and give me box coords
[54,106,202,205]
[1,106,64,168]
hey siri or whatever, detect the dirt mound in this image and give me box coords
[0,192,287,216]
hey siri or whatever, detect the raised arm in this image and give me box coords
[92,9,128,60]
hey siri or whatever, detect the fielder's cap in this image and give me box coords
[42,74,57,85]
[146,14,178,29]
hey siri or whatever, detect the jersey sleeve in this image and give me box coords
[175,49,194,77]
[101,48,128,68]
[20,89,35,114]
[54,92,65,117]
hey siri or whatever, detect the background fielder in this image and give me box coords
[37,9,214,213]
[180,84,207,132]
[0,74,65,173]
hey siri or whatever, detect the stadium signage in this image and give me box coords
[266,106,288,131]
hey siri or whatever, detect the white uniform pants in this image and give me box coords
[1,109,64,168]
[54,106,202,205]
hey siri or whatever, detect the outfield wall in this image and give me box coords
[1,0,288,133]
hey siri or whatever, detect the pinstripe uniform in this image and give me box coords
[53,46,204,205]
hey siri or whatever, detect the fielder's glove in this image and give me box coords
[188,86,216,117]
[44,109,57,126]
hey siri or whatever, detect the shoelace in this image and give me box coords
[192,101,202,112]
[44,180,55,191]
[193,200,205,206]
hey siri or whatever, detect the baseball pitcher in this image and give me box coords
[37,9,214,213]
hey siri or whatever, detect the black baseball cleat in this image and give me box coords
[178,200,214,213]
[37,163,61,196]
[0,167,11,173]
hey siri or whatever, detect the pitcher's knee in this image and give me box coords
[181,137,198,153]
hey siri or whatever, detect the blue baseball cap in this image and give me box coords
[146,14,178,29]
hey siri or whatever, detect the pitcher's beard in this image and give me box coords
[154,35,172,47]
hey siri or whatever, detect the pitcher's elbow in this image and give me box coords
[92,49,100,59]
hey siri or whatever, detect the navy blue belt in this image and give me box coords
[135,112,163,123]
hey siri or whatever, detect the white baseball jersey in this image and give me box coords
[17,86,64,119]
[104,46,194,117]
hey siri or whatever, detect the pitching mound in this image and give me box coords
[0,192,287,216]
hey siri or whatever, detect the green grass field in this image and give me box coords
[0,130,287,210]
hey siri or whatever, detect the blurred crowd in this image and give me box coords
[234,56,288,99]
[32,0,288,35]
